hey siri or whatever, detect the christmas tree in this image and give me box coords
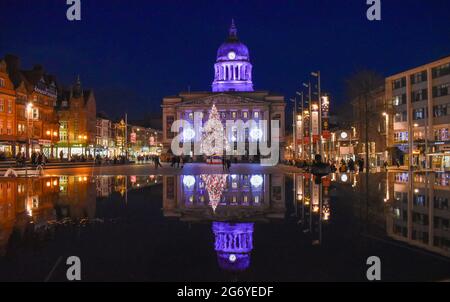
[202,104,228,156]
[201,174,228,213]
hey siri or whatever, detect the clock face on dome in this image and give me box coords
[228,51,236,60]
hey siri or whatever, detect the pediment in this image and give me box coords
[177,93,268,107]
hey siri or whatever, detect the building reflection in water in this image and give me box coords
[385,171,450,257]
[213,222,253,271]
[0,175,161,257]
[294,174,332,246]
[163,174,286,271]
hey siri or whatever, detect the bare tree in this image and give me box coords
[346,70,384,172]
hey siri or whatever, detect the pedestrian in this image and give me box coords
[31,152,37,166]
[383,160,388,171]
[155,155,163,169]
[348,158,355,172]
[222,156,226,171]
[59,150,64,161]
[226,158,231,171]
[37,152,43,165]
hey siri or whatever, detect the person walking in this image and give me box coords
[222,156,226,171]
[155,155,163,169]
[359,158,365,172]
[226,158,231,171]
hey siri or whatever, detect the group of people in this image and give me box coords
[94,154,130,165]
[15,151,47,167]
[222,157,232,171]
[170,155,183,168]
[334,158,365,173]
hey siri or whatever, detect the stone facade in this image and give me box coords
[162,21,285,162]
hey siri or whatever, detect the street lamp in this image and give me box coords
[382,112,389,165]
[302,82,313,160]
[311,71,323,159]
[296,91,305,160]
[290,97,297,161]
[26,102,33,159]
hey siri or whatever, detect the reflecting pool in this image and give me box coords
[0,172,449,281]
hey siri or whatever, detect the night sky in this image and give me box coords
[1,0,449,121]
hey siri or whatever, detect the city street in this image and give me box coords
[1,0,449,289]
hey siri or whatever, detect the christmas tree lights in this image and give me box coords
[201,104,228,156]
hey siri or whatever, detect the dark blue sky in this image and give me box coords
[1,0,449,120]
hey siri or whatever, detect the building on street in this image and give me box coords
[162,21,285,162]
[386,55,450,170]
[56,76,96,158]
[3,54,59,158]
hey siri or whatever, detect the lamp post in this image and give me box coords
[350,126,356,160]
[303,82,313,160]
[290,97,297,161]
[311,71,323,159]
[296,91,304,160]
[26,102,33,159]
[382,112,389,166]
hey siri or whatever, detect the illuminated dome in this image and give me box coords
[216,21,250,61]
[212,20,254,92]
[212,222,254,272]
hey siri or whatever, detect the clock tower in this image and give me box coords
[212,20,254,92]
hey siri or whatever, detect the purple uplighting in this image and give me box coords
[212,222,254,271]
[212,20,254,92]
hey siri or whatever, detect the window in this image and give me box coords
[243,111,248,118]
[393,94,406,106]
[188,112,193,120]
[394,111,408,123]
[0,78,4,87]
[412,89,427,102]
[231,111,236,119]
[6,122,12,135]
[17,124,25,134]
[166,116,174,139]
[254,111,259,118]
[394,131,408,143]
[434,128,449,141]
[32,108,39,120]
[434,104,448,117]
[0,99,3,112]
[432,63,450,79]
[392,78,406,90]
[433,83,449,98]
[411,71,427,84]
[413,108,425,120]
[7,100,12,113]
